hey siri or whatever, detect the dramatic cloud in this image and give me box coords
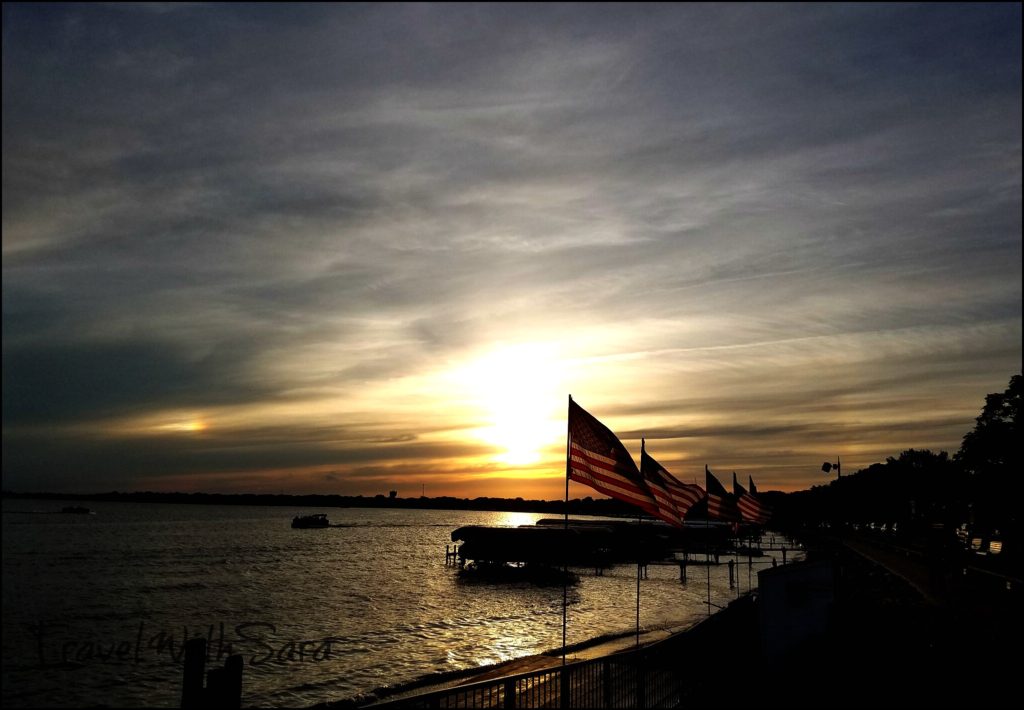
[3,4,1020,496]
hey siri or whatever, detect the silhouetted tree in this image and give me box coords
[955,374,1021,536]
[771,448,962,535]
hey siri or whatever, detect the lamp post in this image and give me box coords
[821,457,841,478]
[822,457,843,531]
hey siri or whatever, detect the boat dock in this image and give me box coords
[446,519,800,583]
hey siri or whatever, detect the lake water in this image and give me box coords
[2,500,798,708]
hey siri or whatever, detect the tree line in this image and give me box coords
[0,488,641,517]
[769,374,1020,552]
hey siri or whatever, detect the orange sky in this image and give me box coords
[2,5,1020,498]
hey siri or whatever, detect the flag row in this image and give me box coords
[567,397,772,527]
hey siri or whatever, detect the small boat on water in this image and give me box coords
[60,506,92,514]
[291,513,330,529]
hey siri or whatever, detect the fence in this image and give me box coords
[366,595,757,709]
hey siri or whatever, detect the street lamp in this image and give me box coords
[822,457,844,531]
[821,457,841,477]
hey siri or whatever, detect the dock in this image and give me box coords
[447,519,800,584]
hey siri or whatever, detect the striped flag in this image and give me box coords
[638,441,684,527]
[733,473,760,524]
[705,466,740,521]
[741,473,770,522]
[568,399,660,519]
[641,446,704,520]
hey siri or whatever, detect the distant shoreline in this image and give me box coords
[0,490,639,517]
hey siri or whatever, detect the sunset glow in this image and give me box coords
[2,4,1020,498]
[455,344,567,466]
[158,419,207,434]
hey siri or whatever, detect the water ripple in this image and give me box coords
[3,502,800,708]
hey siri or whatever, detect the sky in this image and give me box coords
[2,3,1021,499]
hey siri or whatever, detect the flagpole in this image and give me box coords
[637,439,645,648]
[563,395,572,666]
[705,465,711,617]
[733,473,740,596]
[734,528,740,596]
[636,514,642,648]
[748,476,755,590]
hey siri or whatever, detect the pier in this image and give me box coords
[451,519,758,558]
[448,520,800,584]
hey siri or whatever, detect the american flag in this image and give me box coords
[641,447,704,521]
[567,399,659,519]
[740,475,772,525]
[638,442,684,527]
[705,466,740,521]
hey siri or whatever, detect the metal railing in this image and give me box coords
[366,595,755,709]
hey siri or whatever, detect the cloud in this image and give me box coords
[2,4,1020,494]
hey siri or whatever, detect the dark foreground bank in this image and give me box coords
[308,534,1020,709]
[686,535,1021,709]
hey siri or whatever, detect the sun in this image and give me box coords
[457,343,565,466]
[159,418,207,433]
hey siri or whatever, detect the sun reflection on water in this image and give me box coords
[491,511,542,528]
